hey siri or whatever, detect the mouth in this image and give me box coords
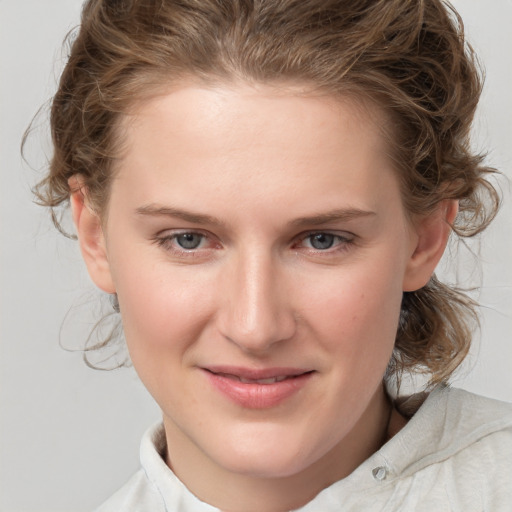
[224,374,290,384]
[204,366,313,382]
[202,366,315,408]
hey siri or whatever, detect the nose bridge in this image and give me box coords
[220,246,295,352]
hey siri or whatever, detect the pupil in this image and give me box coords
[177,233,202,249]
[311,233,334,250]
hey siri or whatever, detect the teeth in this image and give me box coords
[214,372,295,384]
[238,376,288,384]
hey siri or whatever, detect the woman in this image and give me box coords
[34,0,511,510]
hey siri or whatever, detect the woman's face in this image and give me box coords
[84,83,432,490]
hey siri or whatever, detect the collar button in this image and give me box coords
[372,466,388,481]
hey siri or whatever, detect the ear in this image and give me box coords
[69,176,116,293]
[402,200,458,292]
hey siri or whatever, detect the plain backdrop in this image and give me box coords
[1,1,511,511]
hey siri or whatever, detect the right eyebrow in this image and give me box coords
[135,204,227,227]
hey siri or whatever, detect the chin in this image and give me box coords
[208,426,323,479]
[222,454,311,479]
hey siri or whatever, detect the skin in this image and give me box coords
[71,83,456,512]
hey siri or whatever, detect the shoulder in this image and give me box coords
[439,388,512,507]
[396,385,512,445]
[428,386,512,453]
[388,386,512,510]
[407,385,512,462]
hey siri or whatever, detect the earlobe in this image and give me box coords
[69,176,116,294]
[402,200,458,292]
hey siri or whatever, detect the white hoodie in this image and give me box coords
[95,386,512,511]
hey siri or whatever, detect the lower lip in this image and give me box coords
[203,370,313,409]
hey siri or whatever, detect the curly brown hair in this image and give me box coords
[34,0,499,384]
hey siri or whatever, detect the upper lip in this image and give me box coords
[203,365,312,380]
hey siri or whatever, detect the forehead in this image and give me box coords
[123,81,389,144]
[118,83,392,163]
[111,83,400,220]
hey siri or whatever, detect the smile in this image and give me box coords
[202,367,314,409]
[216,373,291,384]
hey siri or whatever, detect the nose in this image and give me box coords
[217,250,297,354]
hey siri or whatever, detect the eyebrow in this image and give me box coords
[135,204,226,227]
[289,208,376,227]
[135,204,376,227]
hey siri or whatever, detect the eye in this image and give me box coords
[154,231,212,254]
[295,231,354,253]
[307,233,336,250]
[174,232,204,250]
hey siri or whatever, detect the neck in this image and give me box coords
[163,384,392,512]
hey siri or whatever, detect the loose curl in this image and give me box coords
[33,0,500,384]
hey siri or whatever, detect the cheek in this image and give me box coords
[111,250,216,360]
[301,262,404,363]
[114,262,219,407]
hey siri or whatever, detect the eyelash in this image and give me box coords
[153,231,215,256]
[153,230,355,259]
[295,232,354,252]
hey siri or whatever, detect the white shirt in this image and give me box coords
[94,386,512,511]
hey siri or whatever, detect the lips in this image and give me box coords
[223,374,289,384]
[202,366,314,408]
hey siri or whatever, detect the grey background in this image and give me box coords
[1,1,511,511]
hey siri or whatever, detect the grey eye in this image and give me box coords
[176,233,203,249]
[309,233,335,250]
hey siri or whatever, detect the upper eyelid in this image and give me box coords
[155,229,354,239]
[295,229,355,241]
[156,227,209,237]
[155,229,216,245]
[156,230,210,243]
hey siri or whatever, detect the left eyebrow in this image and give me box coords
[289,208,377,227]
